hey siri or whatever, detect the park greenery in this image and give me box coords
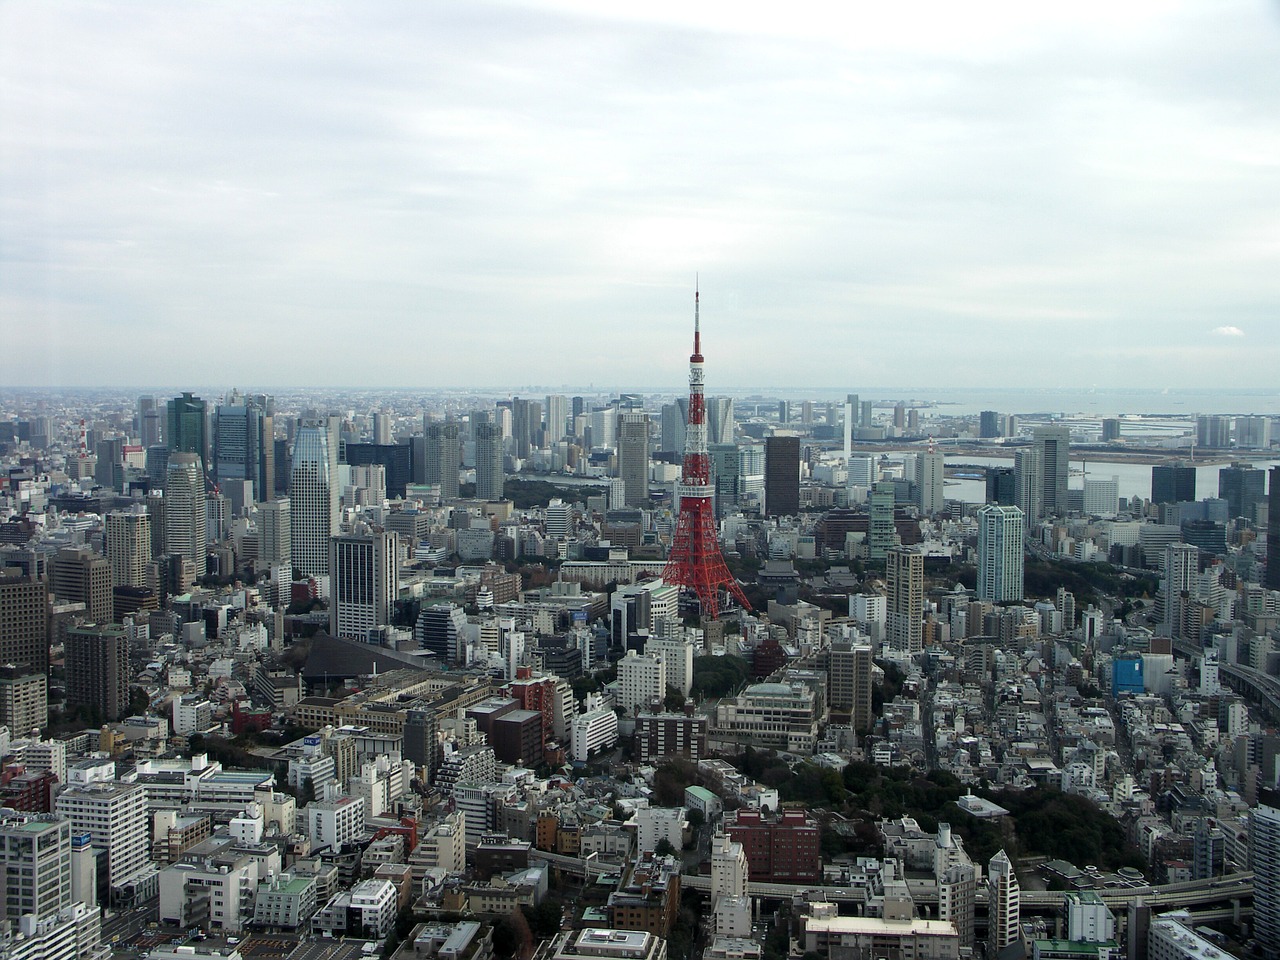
[690,655,752,699]
[653,752,1145,873]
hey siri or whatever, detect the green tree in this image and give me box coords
[655,838,676,857]
[664,685,686,712]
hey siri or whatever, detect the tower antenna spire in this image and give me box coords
[664,280,751,621]
[694,275,701,356]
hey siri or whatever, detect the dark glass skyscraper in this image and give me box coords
[1266,467,1280,590]
[166,392,207,463]
[764,436,800,518]
[1151,464,1195,505]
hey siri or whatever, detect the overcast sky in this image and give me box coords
[3,1,1279,391]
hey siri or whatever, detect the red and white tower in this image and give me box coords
[663,288,751,620]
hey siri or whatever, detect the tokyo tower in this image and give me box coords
[662,287,751,620]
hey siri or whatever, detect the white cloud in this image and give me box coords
[1213,326,1246,337]
[2,1,1279,388]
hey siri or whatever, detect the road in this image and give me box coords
[102,903,158,948]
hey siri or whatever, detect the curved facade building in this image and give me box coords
[165,453,207,578]
[289,425,337,578]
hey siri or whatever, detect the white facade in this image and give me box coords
[647,638,694,698]
[1083,476,1120,517]
[987,850,1020,952]
[1065,891,1115,943]
[54,782,149,894]
[305,795,364,852]
[158,855,259,933]
[710,835,748,905]
[618,652,666,716]
[571,707,618,760]
[635,807,686,854]
[173,695,213,736]
[165,453,208,579]
[916,451,944,515]
[977,505,1025,603]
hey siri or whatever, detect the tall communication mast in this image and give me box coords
[662,286,751,620]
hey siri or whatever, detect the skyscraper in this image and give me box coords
[50,546,112,624]
[988,850,1021,954]
[843,393,859,458]
[55,782,149,901]
[709,443,739,520]
[289,424,338,578]
[1218,462,1266,522]
[977,505,1024,602]
[0,569,48,673]
[1032,425,1070,518]
[887,546,923,655]
[867,482,897,559]
[1162,542,1199,638]
[329,531,398,641]
[544,395,569,443]
[979,410,1000,439]
[1250,793,1280,958]
[706,397,734,445]
[213,393,274,504]
[1267,467,1280,591]
[1014,447,1042,524]
[916,449,944,515]
[1157,463,1192,506]
[64,624,131,722]
[104,510,152,589]
[166,392,207,463]
[616,412,650,508]
[1196,415,1231,449]
[257,497,291,566]
[165,453,208,579]
[659,403,686,457]
[138,396,162,448]
[423,421,461,499]
[826,640,873,733]
[511,398,541,459]
[474,421,505,502]
[764,436,800,518]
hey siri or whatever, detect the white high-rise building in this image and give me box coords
[329,532,398,641]
[1065,891,1115,943]
[1250,797,1280,957]
[1083,476,1120,517]
[710,835,748,906]
[977,504,1025,602]
[164,453,207,578]
[648,637,694,698]
[55,782,149,899]
[617,651,667,716]
[847,456,875,489]
[104,509,151,589]
[916,451,944,515]
[1161,542,1199,638]
[988,849,1020,954]
[544,395,569,443]
[289,424,338,578]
